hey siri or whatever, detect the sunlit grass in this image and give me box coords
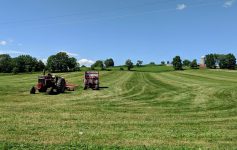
[0,66,236,149]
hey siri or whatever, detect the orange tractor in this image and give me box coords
[30,73,77,94]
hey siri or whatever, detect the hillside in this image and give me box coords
[0,66,237,149]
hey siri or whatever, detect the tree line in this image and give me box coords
[0,52,117,74]
[0,54,45,73]
[91,59,144,71]
[90,58,115,70]
[205,53,236,69]
[0,52,79,74]
[0,52,236,73]
[172,53,236,70]
[172,56,198,70]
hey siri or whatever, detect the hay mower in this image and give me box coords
[84,71,99,90]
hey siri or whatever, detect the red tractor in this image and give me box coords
[30,73,74,94]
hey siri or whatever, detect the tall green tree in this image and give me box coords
[104,58,114,68]
[136,60,143,67]
[219,55,228,69]
[93,60,104,70]
[149,62,155,65]
[125,59,133,71]
[183,59,191,67]
[0,54,13,73]
[161,61,166,65]
[219,53,236,69]
[68,57,78,71]
[47,52,77,72]
[12,55,38,72]
[190,59,198,69]
[226,53,236,69]
[205,54,216,69]
[36,60,45,72]
[47,55,57,72]
[172,56,183,70]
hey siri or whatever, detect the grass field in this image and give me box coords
[0,66,237,149]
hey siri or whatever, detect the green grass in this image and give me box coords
[0,66,237,149]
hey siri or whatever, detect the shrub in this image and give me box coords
[172,56,183,70]
[125,59,133,71]
[12,67,19,74]
[190,59,198,69]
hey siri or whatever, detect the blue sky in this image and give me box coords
[0,0,236,66]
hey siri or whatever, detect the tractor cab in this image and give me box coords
[37,74,55,92]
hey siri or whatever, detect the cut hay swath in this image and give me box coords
[0,67,236,149]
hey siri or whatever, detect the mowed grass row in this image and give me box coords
[0,69,237,149]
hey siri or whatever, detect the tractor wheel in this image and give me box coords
[30,86,36,94]
[95,80,99,90]
[46,87,54,95]
[94,85,99,90]
[38,88,46,92]
[56,78,66,93]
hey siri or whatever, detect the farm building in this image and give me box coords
[200,56,206,68]
[199,56,220,69]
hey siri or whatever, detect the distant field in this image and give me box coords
[108,65,174,73]
[0,66,237,149]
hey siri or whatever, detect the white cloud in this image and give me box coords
[223,0,235,7]
[41,58,47,64]
[78,59,95,66]
[60,50,79,57]
[0,40,7,46]
[176,4,187,10]
[0,50,28,55]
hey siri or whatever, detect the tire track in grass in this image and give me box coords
[95,72,148,109]
[98,71,134,98]
[95,72,163,113]
[207,88,237,111]
[112,72,165,102]
[157,72,220,107]
[98,72,157,113]
[104,71,190,108]
[103,71,189,113]
[149,71,237,144]
[90,71,132,97]
[179,71,237,84]
[158,71,237,115]
[143,72,195,108]
[62,71,141,115]
[189,69,237,81]
[156,73,207,108]
[164,71,223,109]
[67,71,133,105]
[171,71,237,105]
[125,72,174,102]
[81,71,140,102]
[175,71,236,86]
[117,72,147,99]
[1,70,237,147]
[158,72,221,102]
[142,72,183,102]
